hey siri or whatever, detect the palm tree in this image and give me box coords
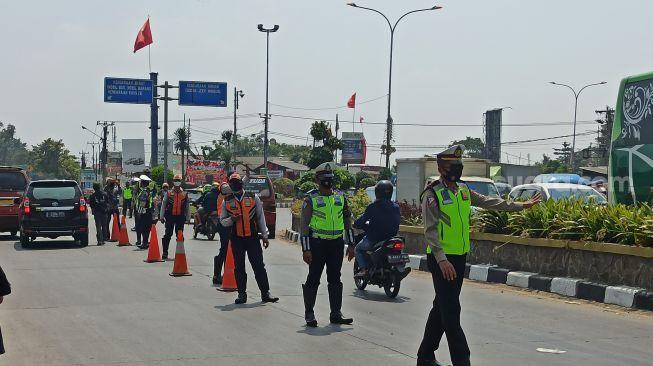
[174,127,190,181]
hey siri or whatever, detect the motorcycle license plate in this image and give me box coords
[387,253,409,264]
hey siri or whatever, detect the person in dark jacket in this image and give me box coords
[353,180,400,278]
[0,264,11,355]
[88,183,109,245]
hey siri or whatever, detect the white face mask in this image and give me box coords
[173,181,182,187]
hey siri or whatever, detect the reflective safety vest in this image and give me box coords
[165,190,187,216]
[217,195,224,216]
[123,187,132,200]
[309,192,345,240]
[225,193,257,238]
[136,189,153,214]
[425,183,472,255]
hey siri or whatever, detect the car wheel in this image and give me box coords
[78,232,89,247]
[267,224,276,239]
[10,231,17,238]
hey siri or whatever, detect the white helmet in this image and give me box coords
[139,175,151,182]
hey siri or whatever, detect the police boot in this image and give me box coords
[235,292,247,304]
[261,291,279,303]
[302,284,318,327]
[212,256,223,285]
[328,283,353,325]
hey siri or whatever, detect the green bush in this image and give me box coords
[474,199,653,247]
[349,189,371,218]
[358,177,376,189]
[298,181,317,194]
[273,177,294,197]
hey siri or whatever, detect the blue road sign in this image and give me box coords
[178,81,227,107]
[104,77,153,104]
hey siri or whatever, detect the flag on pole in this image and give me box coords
[359,116,364,123]
[347,93,356,108]
[133,18,153,53]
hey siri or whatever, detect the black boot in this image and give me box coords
[235,292,247,304]
[302,284,318,327]
[328,283,353,325]
[261,291,279,303]
[212,256,223,285]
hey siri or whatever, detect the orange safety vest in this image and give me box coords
[217,195,224,216]
[167,190,187,216]
[225,193,257,238]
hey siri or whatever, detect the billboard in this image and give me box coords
[80,168,97,196]
[122,139,146,173]
[186,158,228,185]
[107,151,122,177]
[341,132,366,164]
[156,139,175,166]
[484,109,502,163]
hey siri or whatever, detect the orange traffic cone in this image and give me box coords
[217,241,237,292]
[144,223,163,262]
[109,213,120,242]
[118,215,131,246]
[170,230,191,276]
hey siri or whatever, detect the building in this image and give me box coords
[234,157,309,180]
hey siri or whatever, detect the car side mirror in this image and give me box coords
[14,197,21,205]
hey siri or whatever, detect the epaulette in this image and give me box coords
[307,189,318,197]
[420,179,442,202]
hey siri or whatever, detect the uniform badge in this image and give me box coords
[461,190,469,201]
[427,196,435,206]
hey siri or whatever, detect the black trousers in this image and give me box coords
[417,253,470,366]
[122,199,132,217]
[214,221,230,277]
[93,211,108,243]
[231,235,270,294]
[304,237,344,288]
[162,214,185,255]
[136,212,152,245]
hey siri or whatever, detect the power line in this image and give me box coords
[109,113,260,124]
[269,94,387,111]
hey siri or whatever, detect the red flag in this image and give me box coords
[359,116,364,123]
[133,18,153,53]
[347,93,356,108]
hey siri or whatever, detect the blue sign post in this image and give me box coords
[104,77,153,104]
[178,81,227,107]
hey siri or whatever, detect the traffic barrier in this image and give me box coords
[468,264,491,282]
[170,230,191,276]
[118,215,131,246]
[109,213,120,242]
[551,277,581,297]
[144,223,163,263]
[487,267,510,284]
[604,286,642,308]
[217,241,237,292]
[528,275,553,292]
[506,271,535,288]
[577,281,607,303]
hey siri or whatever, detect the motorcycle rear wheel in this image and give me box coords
[383,273,401,298]
[353,260,368,290]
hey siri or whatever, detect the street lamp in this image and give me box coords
[549,81,607,169]
[233,87,245,168]
[348,3,442,168]
[258,24,279,171]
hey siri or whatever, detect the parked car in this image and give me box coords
[243,175,277,239]
[18,180,89,248]
[509,183,607,204]
[494,182,512,197]
[533,174,590,185]
[462,177,500,197]
[0,166,30,237]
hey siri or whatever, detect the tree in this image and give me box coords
[151,165,174,186]
[378,167,392,181]
[0,123,29,167]
[272,177,294,197]
[174,127,192,181]
[450,137,485,158]
[333,168,355,190]
[355,171,371,189]
[359,177,376,189]
[306,121,341,169]
[30,138,80,180]
[536,154,568,174]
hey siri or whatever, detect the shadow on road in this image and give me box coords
[13,240,82,251]
[214,302,266,312]
[296,324,353,337]
[350,289,410,303]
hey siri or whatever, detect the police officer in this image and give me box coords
[104,178,120,242]
[88,182,109,245]
[213,182,232,285]
[131,178,141,232]
[122,181,133,218]
[159,175,190,260]
[300,162,355,328]
[416,145,541,366]
[135,175,154,249]
[220,173,278,304]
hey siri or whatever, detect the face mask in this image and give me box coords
[173,181,181,187]
[319,177,334,189]
[443,164,464,182]
[229,181,243,192]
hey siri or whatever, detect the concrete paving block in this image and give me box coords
[408,255,425,271]
[577,281,607,303]
[464,263,471,279]
[528,275,553,292]
[487,267,510,284]
[605,286,643,308]
[634,291,653,311]
[506,271,536,288]
[468,264,492,282]
[551,277,581,297]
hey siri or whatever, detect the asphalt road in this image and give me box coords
[0,208,652,366]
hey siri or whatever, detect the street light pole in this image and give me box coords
[549,81,607,169]
[348,3,442,169]
[258,24,279,171]
[233,87,244,168]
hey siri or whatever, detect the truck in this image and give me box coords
[395,157,491,203]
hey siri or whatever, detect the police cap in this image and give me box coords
[436,144,465,162]
[314,162,335,179]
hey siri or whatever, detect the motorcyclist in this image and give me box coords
[194,184,213,229]
[353,180,401,278]
[195,183,219,233]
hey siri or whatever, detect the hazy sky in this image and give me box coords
[2,0,653,166]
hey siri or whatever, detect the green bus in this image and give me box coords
[608,71,653,204]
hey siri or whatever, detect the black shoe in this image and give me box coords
[235,292,247,304]
[162,253,168,260]
[416,360,444,366]
[212,275,222,285]
[261,291,279,303]
[329,311,353,325]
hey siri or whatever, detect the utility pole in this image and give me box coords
[258,24,279,170]
[233,87,244,167]
[80,151,87,169]
[156,81,178,184]
[87,142,99,180]
[97,121,115,182]
[149,72,159,169]
[335,114,339,164]
[112,125,117,151]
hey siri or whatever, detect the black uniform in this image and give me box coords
[135,187,153,246]
[88,190,109,244]
[0,264,11,355]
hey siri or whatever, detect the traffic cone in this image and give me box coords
[144,223,163,262]
[109,213,120,242]
[217,241,237,292]
[170,230,191,276]
[118,215,132,246]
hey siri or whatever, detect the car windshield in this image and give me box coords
[547,187,607,203]
[244,177,272,198]
[466,181,499,197]
[0,171,27,191]
[31,184,77,200]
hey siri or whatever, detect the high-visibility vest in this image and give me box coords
[123,187,133,200]
[136,189,153,214]
[165,190,187,216]
[225,193,257,238]
[309,192,345,240]
[425,183,472,255]
[217,195,224,216]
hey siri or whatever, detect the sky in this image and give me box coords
[2,0,653,167]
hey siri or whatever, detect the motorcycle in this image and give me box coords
[192,204,217,240]
[352,231,411,298]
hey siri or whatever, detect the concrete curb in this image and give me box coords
[469,264,492,282]
[284,229,300,243]
[577,281,607,303]
[506,271,535,288]
[276,202,293,208]
[604,286,643,308]
[634,291,653,311]
[551,277,581,297]
[528,275,553,292]
[487,267,510,284]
